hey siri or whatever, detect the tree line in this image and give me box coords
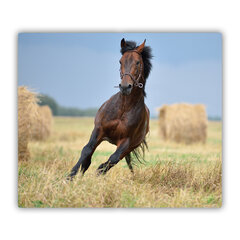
[38,94,98,117]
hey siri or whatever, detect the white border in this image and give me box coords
[1,0,239,239]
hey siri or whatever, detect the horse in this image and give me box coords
[69,38,152,178]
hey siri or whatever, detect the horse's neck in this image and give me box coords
[119,88,145,111]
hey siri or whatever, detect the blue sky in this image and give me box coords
[18,33,222,117]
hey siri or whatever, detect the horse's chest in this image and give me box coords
[103,117,127,135]
[102,114,137,144]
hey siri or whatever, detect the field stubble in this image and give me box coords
[18,117,222,207]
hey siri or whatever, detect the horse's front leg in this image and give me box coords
[97,138,130,175]
[69,127,102,179]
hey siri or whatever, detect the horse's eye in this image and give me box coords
[136,61,140,65]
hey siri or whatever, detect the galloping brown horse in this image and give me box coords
[69,38,152,177]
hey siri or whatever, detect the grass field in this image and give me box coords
[18,117,222,208]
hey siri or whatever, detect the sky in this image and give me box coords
[18,33,222,117]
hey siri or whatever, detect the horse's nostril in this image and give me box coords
[119,84,121,87]
[128,84,132,89]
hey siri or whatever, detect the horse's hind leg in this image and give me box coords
[97,139,129,175]
[125,154,134,174]
[69,128,102,179]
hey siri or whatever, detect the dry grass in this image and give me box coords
[18,117,222,208]
[158,103,208,144]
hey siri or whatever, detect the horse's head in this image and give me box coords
[119,38,146,95]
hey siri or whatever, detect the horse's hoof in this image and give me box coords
[66,176,72,181]
[66,173,75,181]
[96,169,106,176]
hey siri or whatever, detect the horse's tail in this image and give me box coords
[129,139,148,165]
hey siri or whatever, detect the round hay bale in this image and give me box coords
[158,103,208,144]
[31,105,53,141]
[18,86,38,161]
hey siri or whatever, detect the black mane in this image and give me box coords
[120,40,153,80]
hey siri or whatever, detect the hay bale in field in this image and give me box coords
[18,86,38,161]
[31,105,53,141]
[158,103,207,144]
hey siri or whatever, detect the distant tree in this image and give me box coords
[58,106,84,116]
[38,94,58,115]
[82,108,98,116]
[208,116,222,121]
[58,106,98,117]
[37,94,98,117]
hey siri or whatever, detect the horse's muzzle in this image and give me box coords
[119,83,133,95]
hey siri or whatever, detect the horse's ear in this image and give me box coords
[121,38,126,48]
[136,39,146,53]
